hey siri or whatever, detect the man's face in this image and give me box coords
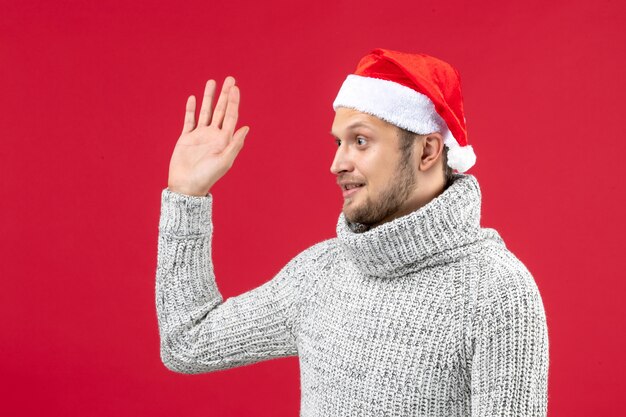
[330,107,417,228]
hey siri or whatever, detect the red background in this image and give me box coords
[1,0,624,416]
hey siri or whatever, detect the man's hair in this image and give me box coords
[397,127,456,187]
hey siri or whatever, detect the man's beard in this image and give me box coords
[345,153,416,230]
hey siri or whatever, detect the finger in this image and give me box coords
[210,75,235,128]
[182,95,196,134]
[221,85,240,137]
[227,125,250,159]
[197,79,216,126]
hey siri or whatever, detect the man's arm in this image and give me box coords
[468,262,550,416]
[156,188,304,374]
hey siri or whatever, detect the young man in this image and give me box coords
[156,48,550,416]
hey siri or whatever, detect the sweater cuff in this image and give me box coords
[159,188,213,236]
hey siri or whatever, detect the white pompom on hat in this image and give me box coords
[333,48,477,173]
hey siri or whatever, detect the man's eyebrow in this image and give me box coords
[329,121,374,138]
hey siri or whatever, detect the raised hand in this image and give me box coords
[167,76,250,196]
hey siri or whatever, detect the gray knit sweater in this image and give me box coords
[155,173,549,416]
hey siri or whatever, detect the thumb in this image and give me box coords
[229,126,250,155]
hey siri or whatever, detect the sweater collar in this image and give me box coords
[336,173,486,278]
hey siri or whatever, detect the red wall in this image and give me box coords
[1,0,624,415]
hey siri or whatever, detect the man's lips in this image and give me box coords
[342,184,364,198]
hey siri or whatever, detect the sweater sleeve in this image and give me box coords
[469,262,550,416]
[155,188,305,374]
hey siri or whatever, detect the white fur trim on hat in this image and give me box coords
[333,74,477,173]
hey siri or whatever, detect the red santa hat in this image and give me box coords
[332,48,476,173]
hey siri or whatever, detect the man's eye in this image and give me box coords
[356,137,367,146]
[335,139,341,147]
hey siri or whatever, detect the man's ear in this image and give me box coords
[418,132,444,171]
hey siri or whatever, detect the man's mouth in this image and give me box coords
[342,184,364,198]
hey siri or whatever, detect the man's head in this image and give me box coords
[330,107,453,228]
[329,49,477,228]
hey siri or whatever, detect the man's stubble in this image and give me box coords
[345,151,416,228]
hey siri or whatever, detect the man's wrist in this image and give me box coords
[167,185,210,197]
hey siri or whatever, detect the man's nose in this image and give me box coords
[330,144,353,175]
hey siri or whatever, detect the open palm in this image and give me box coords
[167,76,250,196]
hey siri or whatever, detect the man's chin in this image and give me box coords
[343,209,364,225]
[343,210,356,223]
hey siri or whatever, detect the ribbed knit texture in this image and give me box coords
[155,173,549,416]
